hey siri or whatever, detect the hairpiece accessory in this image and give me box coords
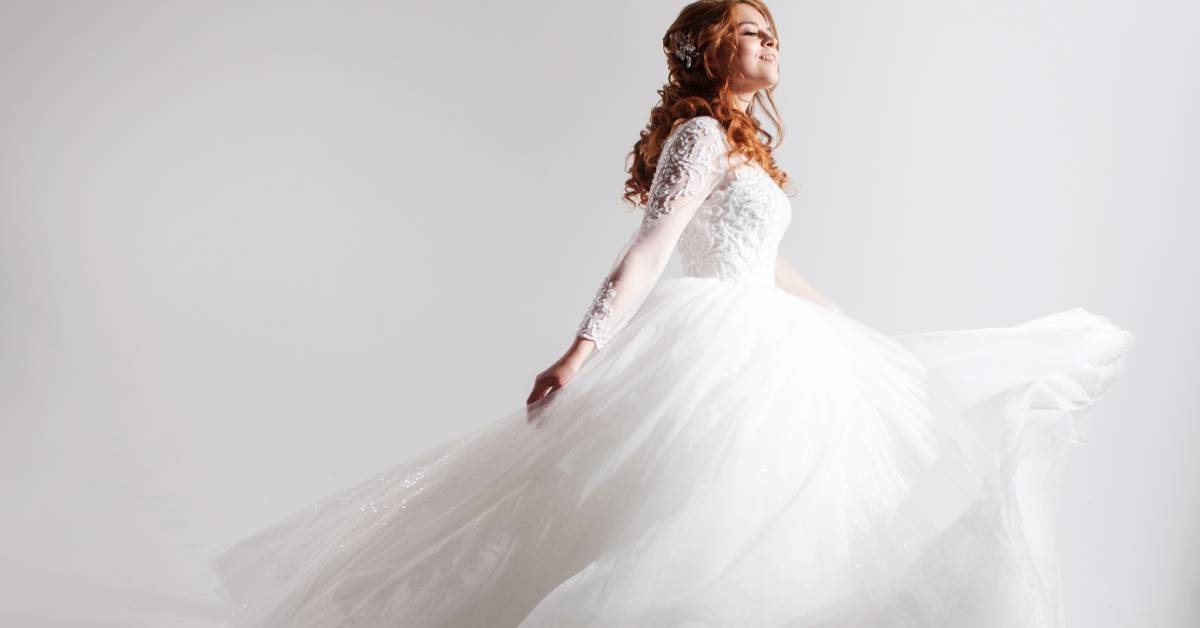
[670,30,699,69]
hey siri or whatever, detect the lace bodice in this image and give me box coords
[677,150,792,287]
[576,116,793,349]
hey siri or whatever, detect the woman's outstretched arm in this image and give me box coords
[526,117,730,406]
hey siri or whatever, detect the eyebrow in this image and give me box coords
[737,21,775,36]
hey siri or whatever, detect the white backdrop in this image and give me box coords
[1,1,1195,626]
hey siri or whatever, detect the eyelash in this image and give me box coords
[742,31,773,41]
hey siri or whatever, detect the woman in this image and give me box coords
[212,2,1135,626]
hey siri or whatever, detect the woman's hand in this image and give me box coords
[526,338,594,406]
[775,254,836,309]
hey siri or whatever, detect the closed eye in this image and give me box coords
[742,30,777,45]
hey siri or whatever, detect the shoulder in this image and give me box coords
[664,116,729,155]
[671,115,724,138]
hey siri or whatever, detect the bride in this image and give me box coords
[211,1,1135,626]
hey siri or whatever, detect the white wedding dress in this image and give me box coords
[211,116,1135,627]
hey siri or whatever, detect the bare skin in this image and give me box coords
[526,337,591,408]
[527,4,828,407]
[728,3,780,112]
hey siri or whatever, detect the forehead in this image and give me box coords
[733,3,771,30]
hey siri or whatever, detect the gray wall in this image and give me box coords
[1,1,1194,626]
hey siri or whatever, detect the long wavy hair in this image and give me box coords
[623,0,793,209]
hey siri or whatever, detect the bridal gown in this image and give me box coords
[211,116,1135,627]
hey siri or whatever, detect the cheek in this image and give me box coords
[739,45,760,67]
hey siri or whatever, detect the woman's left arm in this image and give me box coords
[775,255,840,312]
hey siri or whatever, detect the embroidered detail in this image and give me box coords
[576,277,617,349]
[645,117,726,223]
[677,162,791,286]
[572,116,792,351]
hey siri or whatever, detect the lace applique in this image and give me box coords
[645,117,726,223]
[576,278,617,349]
[677,163,791,286]
[572,116,732,352]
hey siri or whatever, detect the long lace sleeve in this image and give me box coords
[575,116,731,350]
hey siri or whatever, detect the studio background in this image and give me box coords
[1,1,1194,626]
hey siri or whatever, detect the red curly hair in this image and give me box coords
[623,0,793,210]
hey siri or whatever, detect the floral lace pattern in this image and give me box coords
[677,161,791,287]
[645,117,728,223]
[576,115,794,350]
[576,278,617,348]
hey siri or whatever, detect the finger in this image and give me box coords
[527,385,548,406]
[540,384,560,401]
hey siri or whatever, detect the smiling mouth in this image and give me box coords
[760,54,777,63]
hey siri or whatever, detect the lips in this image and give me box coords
[760,54,777,63]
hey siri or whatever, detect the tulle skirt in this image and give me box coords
[211,276,1135,627]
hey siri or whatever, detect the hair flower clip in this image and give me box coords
[670,30,699,69]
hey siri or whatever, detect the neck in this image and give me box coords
[733,92,753,113]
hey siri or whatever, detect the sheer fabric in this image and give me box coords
[211,116,1135,628]
[576,116,735,349]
